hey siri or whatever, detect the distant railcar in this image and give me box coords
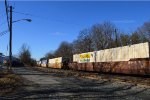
[41,59,48,67]
[48,57,70,69]
[36,61,41,67]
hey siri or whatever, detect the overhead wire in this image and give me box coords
[0,0,10,56]
[0,29,9,37]
[12,10,80,26]
[5,0,10,30]
[12,10,49,20]
[0,11,8,28]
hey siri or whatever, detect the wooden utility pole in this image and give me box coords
[9,6,12,70]
[115,29,118,47]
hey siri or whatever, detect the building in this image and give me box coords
[0,53,5,65]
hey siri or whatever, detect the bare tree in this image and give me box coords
[40,57,46,61]
[18,43,36,66]
[55,41,73,60]
[130,32,142,44]
[73,28,94,53]
[119,33,131,46]
[137,21,150,42]
[45,51,55,59]
[91,21,117,50]
[19,44,31,65]
[72,39,82,54]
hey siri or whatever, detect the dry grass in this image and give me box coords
[0,70,23,96]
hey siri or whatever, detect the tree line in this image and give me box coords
[41,21,150,61]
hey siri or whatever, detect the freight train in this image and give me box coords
[37,42,150,76]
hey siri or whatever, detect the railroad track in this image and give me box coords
[32,66,150,86]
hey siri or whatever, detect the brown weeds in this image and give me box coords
[0,71,23,96]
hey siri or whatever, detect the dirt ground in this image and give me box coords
[0,66,150,100]
[0,68,23,96]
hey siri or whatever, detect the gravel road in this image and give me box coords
[0,67,150,100]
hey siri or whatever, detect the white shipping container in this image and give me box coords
[36,61,41,66]
[96,42,149,62]
[73,54,79,62]
[41,60,47,67]
[48,57,62,64]
[73,52,96,63]
[48,57,62,68]
[73,42,149,63]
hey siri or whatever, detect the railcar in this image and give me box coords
[70,42,150,75]
[48,57,70,69]
[41,59,48,67]
[36,61,41,67]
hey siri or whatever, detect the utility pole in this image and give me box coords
[115,29,118,47]
[9,6,12,70]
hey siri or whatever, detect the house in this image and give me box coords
[0,53,5,65]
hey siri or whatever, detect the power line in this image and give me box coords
[12,11,79,26]
[0,12,7,28]
[12,10,48,20]
[5,0,10,30]
[0,29,9,37]
[12,11,34,16]
[0,32,7,37]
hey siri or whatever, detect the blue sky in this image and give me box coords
[0,1,150,60]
